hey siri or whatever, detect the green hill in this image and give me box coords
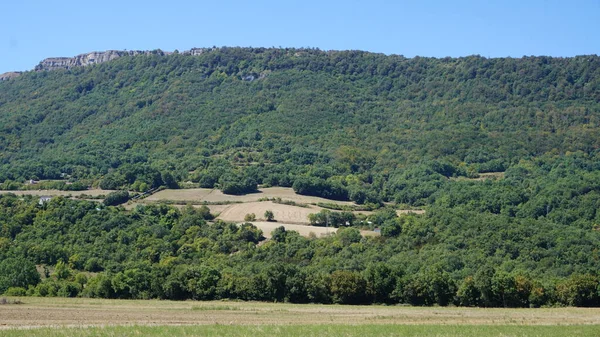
[1,48,599,201]
[1,48,600,306]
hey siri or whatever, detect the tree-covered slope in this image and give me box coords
[2,48,600,306]
[0,48,599,202]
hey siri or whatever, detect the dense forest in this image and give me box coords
[1,48,600,306]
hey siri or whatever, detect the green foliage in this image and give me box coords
[330,270,367,304]
[556,274,600,307]
[0,49,600,307]
[4,286,26,296]
[53,261,72,280]
[0,257,40,294]
[308,209,356,227]
[103,190,129,206]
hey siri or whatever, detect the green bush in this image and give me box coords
[4,287,26,296]
[103,190,129,206]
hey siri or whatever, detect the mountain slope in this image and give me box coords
[0,48,599,200]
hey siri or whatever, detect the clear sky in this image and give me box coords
[1,0,598,74]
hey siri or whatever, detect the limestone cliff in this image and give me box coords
[34,50,171,71]
[3,48,219,79]
[0,72,22,81]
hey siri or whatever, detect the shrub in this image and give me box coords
[0,258,41,294]
[103,190,129,206]
[4,287,26,296]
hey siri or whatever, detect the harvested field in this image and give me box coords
[217,201,321,223]
[247,221,337,238]
[147,187,356,205]
[205,204,232,216]
[144,188,213,201]
[1,297,600,330]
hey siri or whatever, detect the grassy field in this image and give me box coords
[1,297,600,336]
[2,324,599,337]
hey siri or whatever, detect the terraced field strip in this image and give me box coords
[0,189,114,197]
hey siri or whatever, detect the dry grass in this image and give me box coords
[147,187,356,205]
[1,297,600,330]
[144,188,214,201]
[217,201,321,223]
[246,221,338,238]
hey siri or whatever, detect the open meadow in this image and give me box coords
[1,297,599,336]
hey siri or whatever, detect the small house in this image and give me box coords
[38,196,52,205]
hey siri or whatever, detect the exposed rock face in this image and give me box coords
[0,71,22,81]
[34,50,171,71]
[182,48,213,56]
[3,48,233,78]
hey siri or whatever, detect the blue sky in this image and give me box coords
[1,0,598,73]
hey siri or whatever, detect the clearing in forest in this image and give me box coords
[146,187,356,205]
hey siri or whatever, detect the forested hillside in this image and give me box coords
[1,48,600,306]
[1,48,599,202]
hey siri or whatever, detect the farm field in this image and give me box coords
[243,221,338,238]
[146,187,356,205]
[216,201,321,223]
[1,297,599,336]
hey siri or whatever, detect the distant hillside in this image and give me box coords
[2,48,600,305]
[0,48,599,203]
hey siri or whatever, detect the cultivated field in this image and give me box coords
[146,187,356,205]
[213,201,377,237]
[217,201,320,223]
[244,221,338,238]
[1,297,599,336]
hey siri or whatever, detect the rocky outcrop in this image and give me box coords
[4,47,246,77]
[0,71,22,81]
[182,48,213,56]
[34,50,171,71]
